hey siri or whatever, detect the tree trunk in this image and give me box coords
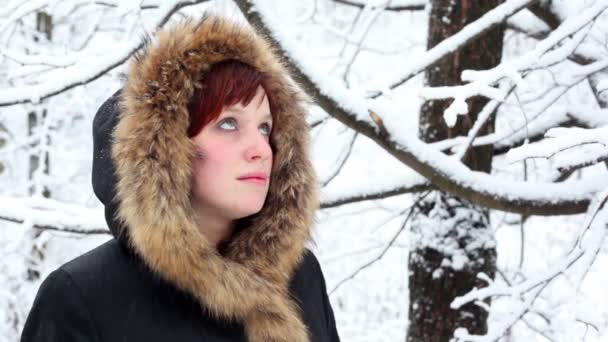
[26,11,53,283]
[407,1,504,341]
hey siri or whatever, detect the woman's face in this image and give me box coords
[190,86,273,221]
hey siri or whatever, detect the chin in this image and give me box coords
[231,202,265,219]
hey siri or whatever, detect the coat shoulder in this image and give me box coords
[21,263,104,341]
[60,238,139,284]
[293,248,323,278]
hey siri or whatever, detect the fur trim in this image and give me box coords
[112,14,318,342]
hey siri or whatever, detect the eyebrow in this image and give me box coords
[225,107,272,122]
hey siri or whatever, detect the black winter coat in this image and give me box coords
[21,239,340,341]
[21,14,340,342]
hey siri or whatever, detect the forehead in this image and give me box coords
[224,92,272,121]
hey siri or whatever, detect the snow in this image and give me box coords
[0,195,107,233]
[254,0,608,213]
[463,1,608,84]
[506,126,608,168]
[3,0,608,341]
[0,0,197,106]
[452,188,608,341]
[507,8,551,35]
[410,192,495,272]
[385,105,606,207]
[377,0,537,95]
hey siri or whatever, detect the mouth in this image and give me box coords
[238,177,267,185]
[237,171,268,185]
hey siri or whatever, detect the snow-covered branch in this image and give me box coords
[0,0,209,107]
[453,84,515,160]
[461,5,607,84]
[235,0,607,215]
[451,188,608,341]
[368,0,539,98]
[507,126,608,165]
[421,3,608,125]
[506,9,551,39]
[432,61,608,157]
[332,0,426,11]
[0,195,109,235]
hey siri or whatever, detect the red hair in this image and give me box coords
[187,59,271,137]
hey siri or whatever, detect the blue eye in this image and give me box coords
[260,123,272,136]
[218,118,237,131]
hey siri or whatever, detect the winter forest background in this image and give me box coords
[1,0,608,341]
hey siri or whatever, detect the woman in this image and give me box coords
[21,14,340,342]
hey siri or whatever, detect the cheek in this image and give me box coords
[192,143,233,184]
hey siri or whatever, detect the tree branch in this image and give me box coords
[510,2,598,66]
[528,2,561,30]
[329,191,428,294]
[235,0,607,216]
[0,0,209,107]
[0,214,109,235]
[321,132,358,187]
[492,113,602,155]
[320,179,432,209]
[368,0,539,98]
[332,0,426,11]
[0,195,109,235]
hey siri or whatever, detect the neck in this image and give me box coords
[192,203,234,251]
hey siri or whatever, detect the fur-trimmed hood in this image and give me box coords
[91,14,318,342]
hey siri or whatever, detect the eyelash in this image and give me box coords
[218,117,272,136]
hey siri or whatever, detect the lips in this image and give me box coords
[237,171,268,184]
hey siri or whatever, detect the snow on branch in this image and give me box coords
[236,0,607,215]
[417,3,608,126]
[332,0,427,11]
[460,3,608,84]
[368,0,538,98]
[0,195,109,235]
[1,49,80,68]
[506,8,551,39]
[451,188,608,341]
[0,0,49,36]
[0,0,209,107]
[452,84,514,160]
[506,126,608,173]
[431,65,608,157]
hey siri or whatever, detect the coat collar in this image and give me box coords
[93,14,318,342]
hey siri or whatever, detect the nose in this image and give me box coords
[244,129,272,162]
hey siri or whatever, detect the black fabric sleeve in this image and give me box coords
[309,251,341,342]
[20,269,102,342]
[321,279,341,342]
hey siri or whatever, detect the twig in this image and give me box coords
[329,191,430,294]
[321,132,358,187]
[332,0,426,11]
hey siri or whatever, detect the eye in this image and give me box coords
[259,123,272,136]
[218,117,238,131]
